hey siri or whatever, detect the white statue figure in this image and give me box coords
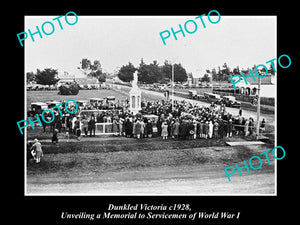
[132,71,138,87]
[129,70,141,115]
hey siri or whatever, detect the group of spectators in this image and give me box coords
[110,100,265,140]
[80,99,126,111]
[29,98,266,142]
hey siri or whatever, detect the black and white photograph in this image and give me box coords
[23,15,277,195]
[14,5,296,225]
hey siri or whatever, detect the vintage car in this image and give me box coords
[105,96,117,109]
[90,98,104,104]
[28,102,48,117]
[221,96,241,108]
[188,90,200,99]
[203,92,221,103]
[45,100,61,108]
[105,96,115,102]
[77,100,89,107]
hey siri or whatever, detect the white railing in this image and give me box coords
[95,122,114,134]
[80,122,114,135]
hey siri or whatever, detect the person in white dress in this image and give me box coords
[208,120,214,139]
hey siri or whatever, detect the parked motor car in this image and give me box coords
[90,98,104,104]
[188,90,200,100]
[28,102,48,117]
[203,92,222,103]
[46,100,61,108]
[221,96,241,108]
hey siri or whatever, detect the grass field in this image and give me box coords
[26,88,168,112]
[27,89,129,106]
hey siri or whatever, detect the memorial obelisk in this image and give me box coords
[129,71,141,115]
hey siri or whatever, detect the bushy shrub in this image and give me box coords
[58,83,80,95]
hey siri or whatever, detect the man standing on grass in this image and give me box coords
[32,139,43,163]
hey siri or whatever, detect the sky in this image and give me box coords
[24,15,276,78]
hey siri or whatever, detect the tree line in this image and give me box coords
[26,59,107,86]
[26,58,189,86]
[210,62,275,82]
[117,59,188,84]
[27,58,275,87]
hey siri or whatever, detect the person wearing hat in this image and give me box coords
[161,121,168,140]
[213,120,219,139]
[88,115,96,137]
[32,139,43,163]
[134,119,142,139]
[226,119,233,138]
[172,118,180,139]
[260,118,266,132]
[146,119,153,138]
[81,115,89,136]
[52,128,58,143]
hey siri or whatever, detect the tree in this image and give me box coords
[90,60,101,71]
[98,73,106,83]
[160,61,187,83]
[35,68,59,86]
[212,63,231,82]
[221,63,231,82]
[80,58,91,71]
[211,68,217,81]
[217,66,222,81]
[222,63,230,75]
[58,83,80,95]
[26,72,35,83]
[201,74,210,83]
[137,58,147,83]
[89,70,106,83]
[117,62,136,82]
[160,60,171,82]
[173,63,188,83]
[79,58,104,82]
[232,66,240,75]
[138,59,162,84]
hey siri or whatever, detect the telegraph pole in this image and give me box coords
[172,63,174,110]
[256,76,261,140]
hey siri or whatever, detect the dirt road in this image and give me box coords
[27,145,275,195]
[27,163,275,195]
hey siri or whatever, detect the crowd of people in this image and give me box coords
[93,100,264,140]
[27,98,267,164]
[28,98,266,142]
